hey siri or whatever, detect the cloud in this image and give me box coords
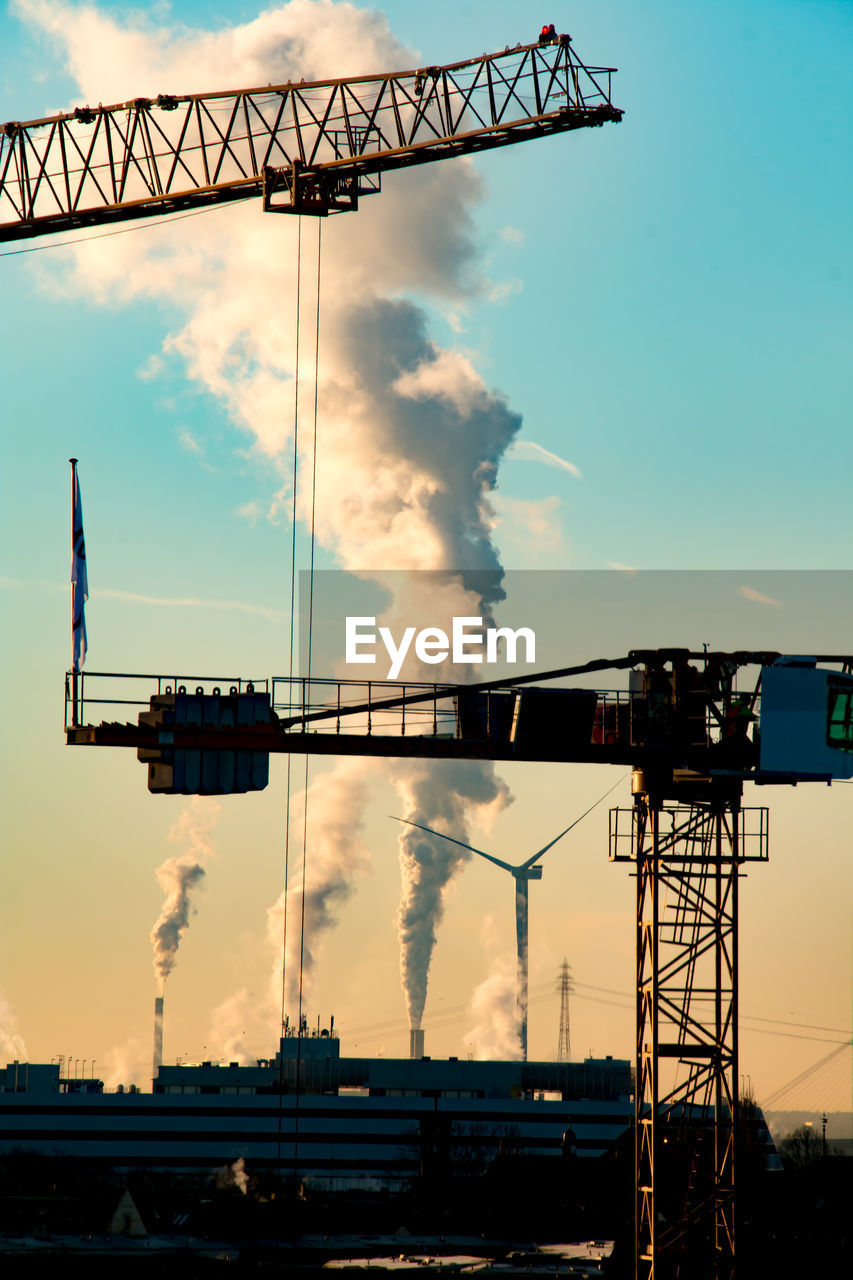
[0,576,54,591]
[608,560,638,575]
[235,499,262,525]
[506,439,582,478]
[18,3,518,576]
[177,427,203,454]
[0,577,284,620]
[490,494,566,557]
[138,353,165,381]
[97,586,286,621]
[486,278,522,304]
[739,585,782,608]
[12,0,407,106]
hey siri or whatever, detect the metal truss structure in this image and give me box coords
[611,784,769,1279]
[63,648,851,1279]
[62,648,787,765]
[0,34,620,241]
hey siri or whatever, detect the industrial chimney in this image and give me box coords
[409,1028,424,1059]
[153,995,164,1083]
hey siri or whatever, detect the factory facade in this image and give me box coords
[1,1036,633,1190]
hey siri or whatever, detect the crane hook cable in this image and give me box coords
[280,215,303,1035]
[297,216,322,1040]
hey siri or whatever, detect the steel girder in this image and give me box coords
[0,38,621,241]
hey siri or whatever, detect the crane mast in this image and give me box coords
[0,33,620,241]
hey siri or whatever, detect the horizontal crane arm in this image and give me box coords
[0,36,621,241]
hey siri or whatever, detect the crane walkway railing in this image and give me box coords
[64,668,720,753]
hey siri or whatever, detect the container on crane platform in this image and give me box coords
[759,657,853,780]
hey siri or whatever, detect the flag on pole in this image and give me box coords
[71,460,88,671]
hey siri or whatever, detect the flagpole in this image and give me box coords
[69,457,79,727]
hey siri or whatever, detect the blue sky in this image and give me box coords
[1,1,851,1101]
[3,0,851,579]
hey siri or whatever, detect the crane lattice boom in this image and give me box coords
[0,34,620,241]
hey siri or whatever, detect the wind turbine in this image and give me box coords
[393,778,623,1061]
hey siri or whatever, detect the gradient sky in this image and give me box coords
[1,0,851,1113]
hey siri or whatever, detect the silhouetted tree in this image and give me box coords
[779,1124,831,1170]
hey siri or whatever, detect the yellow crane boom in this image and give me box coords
[0,32,621,240]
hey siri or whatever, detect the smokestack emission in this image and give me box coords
[31,2,516,1046]
[150,799,219,988]
[153,995,164,1082]
[410,1028,425,1059]
[395,757,510,1032]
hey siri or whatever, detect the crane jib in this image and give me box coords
[0,37,621,240]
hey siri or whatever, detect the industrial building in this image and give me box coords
[1,1034,633,1190]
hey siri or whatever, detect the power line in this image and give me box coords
[534,976,851,1040]
[343,980,849,1049]
[737,1013,851,1035]
[741,1026,848,1046]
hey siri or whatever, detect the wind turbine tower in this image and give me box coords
[395,811,590,1060]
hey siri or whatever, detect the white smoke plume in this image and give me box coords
[392,757,509,1031]
[0,989,28,1062]
[216,1155,249,1194]
[206,759,372,1058]
[463,958,522,1061]
[274,758,373,1017]
[16,1,517,565]
[19,1,522,1029]
[208,987,268,1066]
[151,798,221,991]
[101,1036,147,1090]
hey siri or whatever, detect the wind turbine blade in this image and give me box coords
[390,817,515,872]
[520,773,629,868]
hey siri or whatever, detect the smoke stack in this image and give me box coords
[153,995,164,1082]
[410,1028,425,1059]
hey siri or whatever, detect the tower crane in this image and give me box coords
[19,24,851,1280]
